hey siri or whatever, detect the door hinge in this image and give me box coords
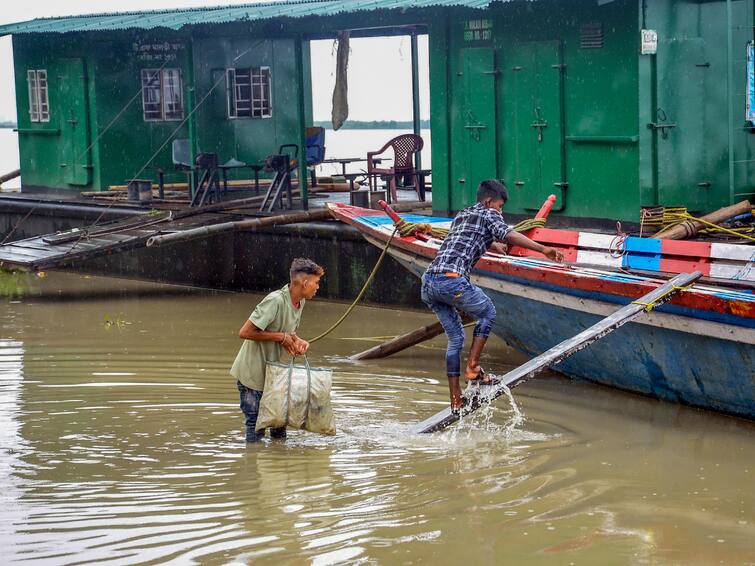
[515,181,525,186]
[512,66,523,72]
[553,182,569,189]
[551,64,566,70]
[695,62,711,68]
[458,178,466,184]
[483,69,500,75]
[697,181,712,188]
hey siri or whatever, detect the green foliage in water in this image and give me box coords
[0,268,32,300]
[104,313,127,330]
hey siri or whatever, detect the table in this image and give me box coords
[322,157,391,177]
[218,161,264,195]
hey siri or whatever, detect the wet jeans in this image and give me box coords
[237,381,286,443]
[421,273,496,377]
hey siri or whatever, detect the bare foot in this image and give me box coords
[448,376,463,410]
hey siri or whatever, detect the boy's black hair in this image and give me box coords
[290,257,325,281]
[476,179,509,203]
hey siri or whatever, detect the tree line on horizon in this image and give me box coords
[313,119,430,130]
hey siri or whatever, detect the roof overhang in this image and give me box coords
[0,0,499,36]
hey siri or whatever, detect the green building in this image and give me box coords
[1,0,753,223]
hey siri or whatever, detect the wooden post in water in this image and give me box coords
[350,314,474,360]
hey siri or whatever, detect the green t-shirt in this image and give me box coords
[230,284,305,391]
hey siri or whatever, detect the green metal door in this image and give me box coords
[458,48,497,201]
[59,58,91,186]
[655,38,707,211]
[508,41,564,209]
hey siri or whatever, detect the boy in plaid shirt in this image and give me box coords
[422,180,563,411]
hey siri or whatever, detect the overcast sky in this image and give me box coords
[0,1,429,123]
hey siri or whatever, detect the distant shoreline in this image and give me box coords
[313,120,430,130]
[0,121,423,131]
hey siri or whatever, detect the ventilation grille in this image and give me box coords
[580,22,604,49]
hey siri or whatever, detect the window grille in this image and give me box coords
[162,69,183,121]
[27,69,50,122]
[227,66,272,118]
[142,68,183,121]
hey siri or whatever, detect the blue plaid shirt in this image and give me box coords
[426,202,512,277]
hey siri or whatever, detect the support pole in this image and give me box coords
[295,35,309,210]
[186,36,198,203]
[727,0,735,204]
[410,29,422,171]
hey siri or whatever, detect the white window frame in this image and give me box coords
[141,68,184,122]
[27,69,50,123]
[226,66,272,119]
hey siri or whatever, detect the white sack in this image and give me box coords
[256,358,336,435]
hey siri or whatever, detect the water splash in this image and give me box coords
[441,373,525,445]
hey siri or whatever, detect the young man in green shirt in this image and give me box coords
[231,258,325,442]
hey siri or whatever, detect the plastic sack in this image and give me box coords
[255,357,336,435]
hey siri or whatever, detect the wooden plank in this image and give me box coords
[0,249,53,265]
[1,245,51,259]
[411,271,703,434]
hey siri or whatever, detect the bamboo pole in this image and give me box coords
[350,314,474,360]
[653,200,752,240]
[146,200,430,248]
[0,169,20,185]
[106,178,282,191]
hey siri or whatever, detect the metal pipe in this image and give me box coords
[0,198,146,218]
[411,29,422,171]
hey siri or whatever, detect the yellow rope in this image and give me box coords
[395,216,545,240]
[631,284,693,312]
[308,227,399,343]
[658,210,755,243]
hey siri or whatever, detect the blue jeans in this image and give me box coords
[421,273,496,377]
[237,381,286,443]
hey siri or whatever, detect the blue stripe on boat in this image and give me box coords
[356,214,452,228]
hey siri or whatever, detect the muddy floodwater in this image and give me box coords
[1,272,754,565]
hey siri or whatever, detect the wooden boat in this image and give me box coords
[328,203,755,420]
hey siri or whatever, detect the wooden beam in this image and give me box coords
[412,271,703,434]
[350,314,474,360]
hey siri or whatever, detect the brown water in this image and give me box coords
[1,272,754,565]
